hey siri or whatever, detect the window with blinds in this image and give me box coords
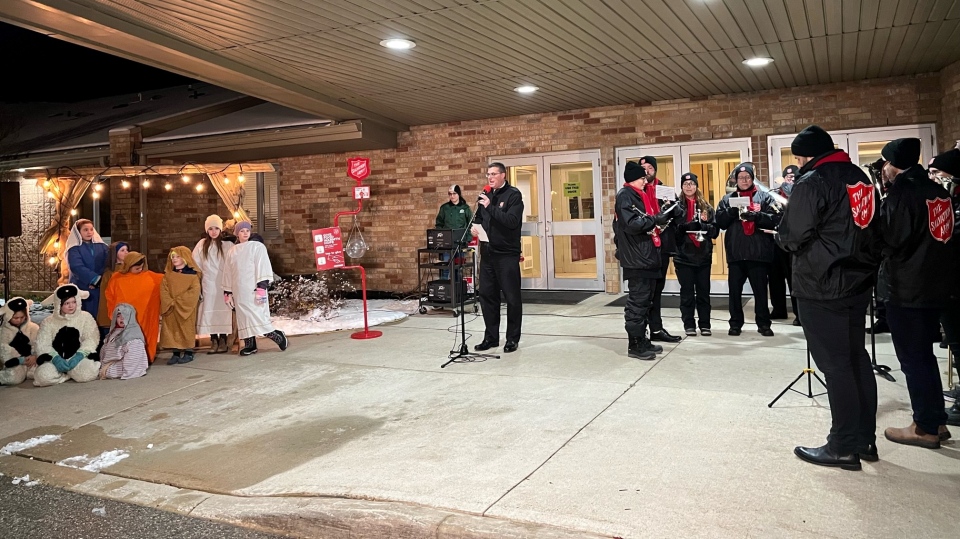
[239,170,279,233]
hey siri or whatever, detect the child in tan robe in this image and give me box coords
[159,246,202,365]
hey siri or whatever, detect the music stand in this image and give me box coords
[868,288,895,382]
[441,210,499,368]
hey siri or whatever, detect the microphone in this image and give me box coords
[478,184,492,202]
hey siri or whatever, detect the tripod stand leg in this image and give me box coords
[768,371,806,408]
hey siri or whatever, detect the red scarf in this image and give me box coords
[685,197,700,247]
[737,186,759,236]
[625,182,661,247]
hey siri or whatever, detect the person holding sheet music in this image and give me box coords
[716,163,781,337]
[673,173,719,336]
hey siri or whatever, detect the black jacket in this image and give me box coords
[613,185,661,271]
[878,164,957,308]
[716,187,781,263]
[673,203,719,267]
[474,182,523,256]
[776,150,882,301]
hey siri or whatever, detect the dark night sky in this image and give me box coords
[0,21,193,104]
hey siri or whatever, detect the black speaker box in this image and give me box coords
[0,182,22,238]
[427,279,467,303]
[427,228,465,249]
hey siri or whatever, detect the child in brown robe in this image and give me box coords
[159,246,202,365]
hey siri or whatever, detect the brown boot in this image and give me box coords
[884,422,940,449]
[207,335,220,355]
[939,425,952,442]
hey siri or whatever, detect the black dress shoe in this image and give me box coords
[474,340,499,351]
[650,329,682,343]
[759,327,775,337]
[792,318,802,327]
[794,444,861,471]
[858,444,879,462]
[503,341,518,353]
[728,328,741,336]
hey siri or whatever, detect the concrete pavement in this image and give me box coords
[1,294,957,538]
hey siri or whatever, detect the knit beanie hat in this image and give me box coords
[881,138,921,170]
[234,221,252,233]
[624,161,644,182]
[205,215,223,231]
[930,148,960,177]
[782,165,800,177]
[639,156,657,173]
[791,125,835,157]
[449,185,462,196]
[680,172,698,187]
[733,163,756,181]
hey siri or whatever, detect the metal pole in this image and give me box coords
[2,237,9,301]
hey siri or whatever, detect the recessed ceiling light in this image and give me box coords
[742,57,774,67]
[380,38,416,50]
[514,85,539,94]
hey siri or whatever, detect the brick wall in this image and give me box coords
[274,73,941,294]
[6,179,59,293]
[941,59,960,151]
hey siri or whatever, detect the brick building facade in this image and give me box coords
[7,61,960,296]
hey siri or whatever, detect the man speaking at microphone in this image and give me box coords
[472,162,525,353]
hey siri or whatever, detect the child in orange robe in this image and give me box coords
[106,251,163,362]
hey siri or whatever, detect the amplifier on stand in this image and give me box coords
[427,228,466,249]
[427,279,467,303]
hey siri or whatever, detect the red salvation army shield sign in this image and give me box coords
[927,197,954,243]
[845,182,875,229]
[347,157,370,181]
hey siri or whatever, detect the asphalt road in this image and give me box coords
[0,478,285,539]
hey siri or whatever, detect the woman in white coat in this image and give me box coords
[34,284,101,386]
[193,215,235,354]
[220,221,288,356]
[1,297,40,386]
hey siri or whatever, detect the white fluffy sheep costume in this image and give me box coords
[0,297,40,386]
[33,284,100,386]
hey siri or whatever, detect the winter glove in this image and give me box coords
[52,326,81,360]
[36,354,52,366]
[4,358,21,368]
[87,351,99,362]
[10,332,32,357]
[255,288,268,306]
[740,211,759,222]
[667,202,684,219]
[52,352,84,373]
[682,220,702,232]
[224,292,235,309]
[653,212,671,227]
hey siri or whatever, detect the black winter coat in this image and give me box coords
[613,186,661,272]
[673,203,719,267]
[878,165,957,308]
[474,182,524,256]
[776,150,882,301]
[716,188,781,264]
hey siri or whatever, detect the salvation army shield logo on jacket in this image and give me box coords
[927,198,954,243]
[846,182,875,229]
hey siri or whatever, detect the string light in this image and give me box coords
[54,241,60,249]
[121,180,130,189]
[92,191,100,199]
[232,211,240,218]
[164,182,173,191]
[48,256,57,266]
[181,174,190,183]
[42,179,51,189]
[94,183,103,192]
[47,191,54,199]
[195,183,204,192]
[224,177,230,184]
[237,174,245,183]
[142,179,151,188]
[69,209,77,216]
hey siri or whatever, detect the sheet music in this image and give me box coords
[471,224,490,242]
[655,185,677,201]
[729,197,751,209]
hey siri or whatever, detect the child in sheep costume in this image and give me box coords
[34,284,101,386]
[0,297,40,386]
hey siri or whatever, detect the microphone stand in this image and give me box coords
[869,287,895,382]
[441,196,500,368]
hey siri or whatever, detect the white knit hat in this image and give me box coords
[204,215,223,231]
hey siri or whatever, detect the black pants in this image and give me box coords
[624,275,655,338]
[769,248,798,318]
[675,263,711,330]
[942,303,960,379]
[886,305,946,434]
[649,251,671,332]
[478,252,522,343]
[799,290,877,454]
[727,261,771,330]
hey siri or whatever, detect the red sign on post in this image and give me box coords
[312,227,345,270]
[347,157,370,181]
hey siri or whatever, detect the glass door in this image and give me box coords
[495,151,604,290]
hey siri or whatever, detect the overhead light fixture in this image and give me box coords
[742,57,774,67]
[514,85,539,94]
[17,168,25,173]
[380,38,416,50]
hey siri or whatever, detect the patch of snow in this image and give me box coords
[1,434,61,455]
[146,444,153,449]
[92,507,106,516]
[11,474,29,485]
[271,299,415,336]
[57,449,130,472]
[23,479,39,487]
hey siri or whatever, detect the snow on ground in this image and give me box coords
[271,299,417,336]
[1,435,61,455]
[57,450,130,472]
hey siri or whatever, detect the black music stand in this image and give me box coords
[768,344,828,407]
